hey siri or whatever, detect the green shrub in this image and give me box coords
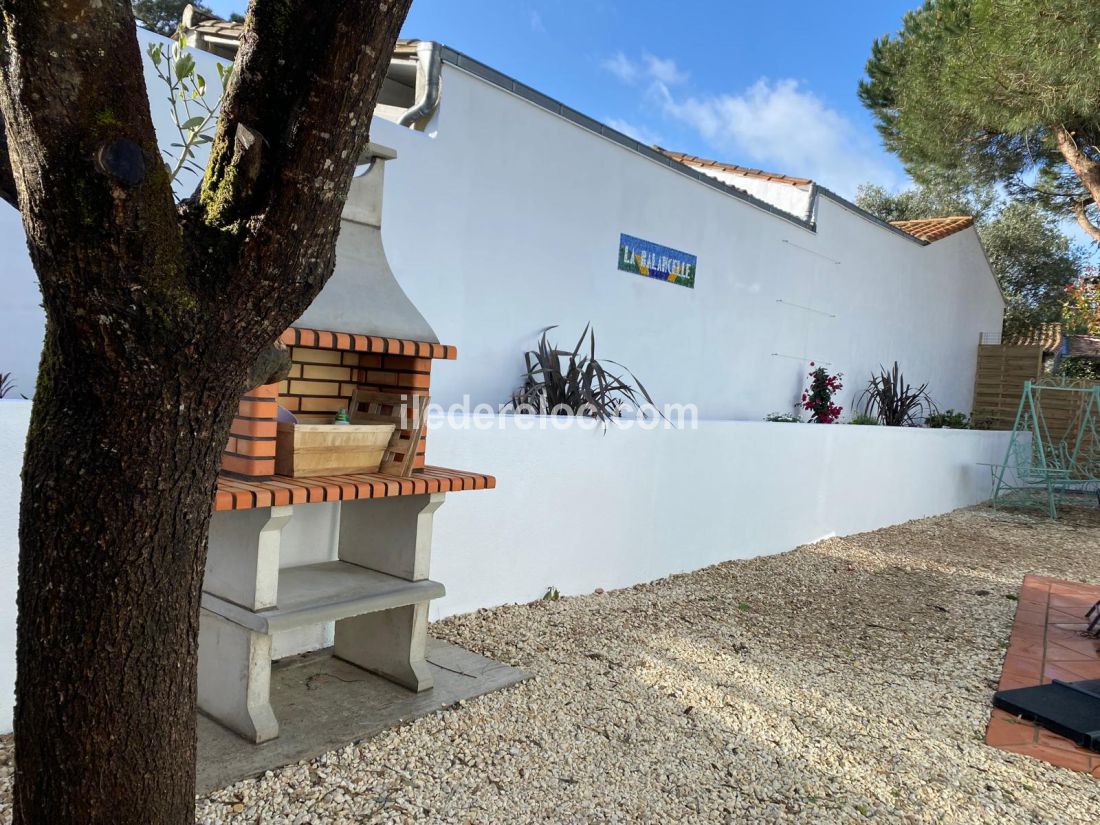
[926,409,969,429]
[848,412,879,425]
[764,412,802,423]
[1056,358,1100,381]
[969,414,995,430]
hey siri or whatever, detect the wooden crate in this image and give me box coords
[275,419,395,477]
[349,389,429,478]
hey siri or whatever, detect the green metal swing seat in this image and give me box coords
[991,380,1100,519]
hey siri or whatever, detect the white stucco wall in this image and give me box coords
[0,402,29,733]
[369,65,1003,421]
[0,401,1013,731]
[0,206,43,398]
[0,35,1002,421]
[425,416,1012,619]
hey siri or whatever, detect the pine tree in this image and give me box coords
[132,0,210,36]
[860,1,1100,244]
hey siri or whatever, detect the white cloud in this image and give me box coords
[654,77,900,197]
[602,52,688,87]
[604,117,663,147]
[603,50,899,196]
[602,51,640,84]
[529,10,545,33]
[642,54,688,86]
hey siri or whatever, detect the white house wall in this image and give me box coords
[0,37,1002,421]
[0,206,42,397]
[373,65,1003,420]
[0,29,231,396]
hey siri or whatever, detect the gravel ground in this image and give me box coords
[3,504,1100,823]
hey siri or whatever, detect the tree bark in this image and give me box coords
[1053,125,1100,243]
[0,1,411,822]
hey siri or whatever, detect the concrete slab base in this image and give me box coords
[196,638,528,794]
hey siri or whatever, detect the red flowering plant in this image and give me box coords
[801,362,843,423]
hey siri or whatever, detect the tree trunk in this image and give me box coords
[0,1,413,822]
[16,331,244,823]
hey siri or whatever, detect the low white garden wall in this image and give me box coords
[0,402,1014,731]
[0,402,29,734]
[425,416,1012,619]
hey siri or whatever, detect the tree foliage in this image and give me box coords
[860,0,1100,243]
[131,1,244,37]
[147,34,231,186]
[857,181,1082,333]
[855,178,993,224]
[1063,269,1100,335]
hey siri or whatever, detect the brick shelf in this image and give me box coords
[986,574,1100,776]
[279,327,457,360]
[215,466,495,512]
[223,326,459,480]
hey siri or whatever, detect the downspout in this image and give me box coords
[398,41,442,128]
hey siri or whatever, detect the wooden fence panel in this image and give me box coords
[972,344,1043,429]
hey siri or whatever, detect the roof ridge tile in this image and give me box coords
[655,147,813,187]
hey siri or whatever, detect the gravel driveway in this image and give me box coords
[4,504,1100,823]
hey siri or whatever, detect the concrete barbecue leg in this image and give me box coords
[204,505,293,610]
[336,492,444,580]
[199,505,292,743]
[198,611,278,744]
[334,493,444,690]
[334,602,434,691]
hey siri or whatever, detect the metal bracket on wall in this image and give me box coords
[781,239,841,265]
[775,298,837,318]
[770,352,831,365]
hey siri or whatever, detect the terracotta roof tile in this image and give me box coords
[188,17,240,40]
[889,216,974,243]
[1005,323,1064,352]
[179,5,242,40]
[656,148,812,188]
[1066,334,1100,359]
[177,6,418,55]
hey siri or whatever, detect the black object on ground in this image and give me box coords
[993,679,1100,754]
[1087,599,1100,636]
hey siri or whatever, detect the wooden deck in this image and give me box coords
[215,466,495,511]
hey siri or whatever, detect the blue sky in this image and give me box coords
[207,0,917,198]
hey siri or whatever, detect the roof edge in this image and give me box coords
[439,45,822,235]
[654,148,813,188]
[437,46,937,247]
[890,216,975,243]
